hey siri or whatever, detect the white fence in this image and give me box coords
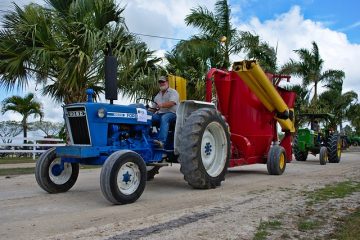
[0,137,65,160]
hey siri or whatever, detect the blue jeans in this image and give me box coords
[152,112,176,143]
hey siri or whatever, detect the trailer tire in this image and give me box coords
[100,150,146,204]
[267,145,286,175]
[178,108,230,189]
[328,134,341,163]
[319,146,328,165]
[293,135,308,161]
[146,166,161,181]
[35,148,79,193]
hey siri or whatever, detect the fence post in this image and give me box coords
[33,140,36,160]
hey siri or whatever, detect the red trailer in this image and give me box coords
[205,60,296,173]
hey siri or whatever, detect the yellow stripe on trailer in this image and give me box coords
[168,75,187,101]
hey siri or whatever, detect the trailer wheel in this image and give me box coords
[146,166,161,181]
[178,108,230,189]
[267,145,286,175]
[293,135,308,161]
[35,148,79,193]
[328,134,341,163]
[100,150,146,204]
[319,146,328,165]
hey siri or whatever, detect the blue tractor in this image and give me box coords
[35,53,231,204]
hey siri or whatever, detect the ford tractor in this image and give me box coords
[35,51,296,204]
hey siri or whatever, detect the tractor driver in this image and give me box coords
[152,76,179,148]
[311,120,320,132]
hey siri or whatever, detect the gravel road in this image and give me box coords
[1,151,359,240]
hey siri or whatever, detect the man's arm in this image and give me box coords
[157,101,176,109]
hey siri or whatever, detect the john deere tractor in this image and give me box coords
[293,113,341,165]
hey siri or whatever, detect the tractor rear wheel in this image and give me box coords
[319,146,328,165]
[328,134,342,163]
[100,150,146,204]
[178,108,230,189]
[35,148,79,193]
[293,135,308,161]
[267,145,286,175]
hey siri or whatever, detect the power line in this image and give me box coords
[131,32,185,41]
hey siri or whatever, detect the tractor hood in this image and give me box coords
[63,102,152,146]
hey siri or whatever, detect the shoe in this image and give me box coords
[153,140,164,148]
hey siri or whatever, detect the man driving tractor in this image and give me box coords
[152,76,179,148]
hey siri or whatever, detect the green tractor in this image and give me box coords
[293,113,342,165]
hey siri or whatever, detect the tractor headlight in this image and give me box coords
[97,108,106,118]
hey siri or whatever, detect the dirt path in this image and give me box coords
[0,152,359,240]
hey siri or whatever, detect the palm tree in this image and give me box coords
[184,0,244,69]
[284,84,311,129]
[281,41,345,102]
[240,32,277,73]
[318,79,358,131]
[166,40,211,100]
[0,0,161,104]
[1,93,43,142]
[347,104,360,134]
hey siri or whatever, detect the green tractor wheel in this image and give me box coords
[328,134,341,163]
[293,135,308,161]
[319,146,328,165]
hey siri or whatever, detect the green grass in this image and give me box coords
[253,220,282,240]
[306,181,360,205]
[0,157,35,164]
[329,208,360,240]
[0,165,100,176]
[297,219,321,231]
[0,167,35,176]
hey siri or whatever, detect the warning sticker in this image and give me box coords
[136,108,147,122]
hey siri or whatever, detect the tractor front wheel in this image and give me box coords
[328,134,342,163]
[35,148,79,193]
[319,146,328,165]
[100,150,146,204]
[178,108,230,189]
[293,135,308,161]
[267,145,286,175]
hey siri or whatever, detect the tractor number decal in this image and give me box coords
[107,112,137,119]
[66,110,86,117]
[107,111,152,122]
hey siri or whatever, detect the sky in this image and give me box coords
[0,0,359,133]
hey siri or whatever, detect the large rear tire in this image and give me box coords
[293,135,308,161]
[100,150,146,204]
[35,148,79,193]
[267,145,286,175]
[178,108,230,189]
[328,134,341,163]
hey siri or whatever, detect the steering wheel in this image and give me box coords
[136,98,159,112]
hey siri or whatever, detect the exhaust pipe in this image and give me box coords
[105,44,118,104]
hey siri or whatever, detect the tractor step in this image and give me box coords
[147,162,169,167]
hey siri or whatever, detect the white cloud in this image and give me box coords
[235,6,360,96]
[122,0,216,51]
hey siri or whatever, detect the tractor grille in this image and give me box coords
[65,106,91,145]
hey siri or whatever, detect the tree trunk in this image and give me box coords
[312,81,318,102]
[22,118,27,144]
